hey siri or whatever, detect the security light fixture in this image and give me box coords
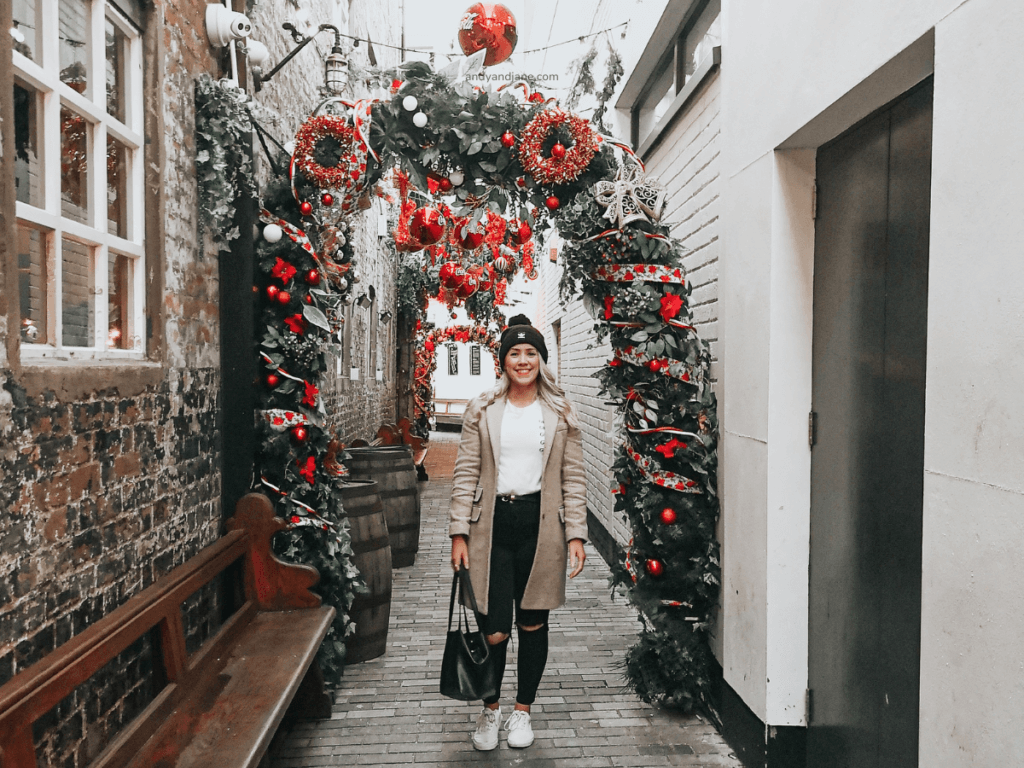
[379,310,393,324]
[356,293,372,309]
[254,23,348,94]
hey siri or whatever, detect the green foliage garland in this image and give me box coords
[194,75,256,250]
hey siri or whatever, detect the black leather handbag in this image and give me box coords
[439,566,499,702]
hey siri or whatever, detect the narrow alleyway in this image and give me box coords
[272,432,740,767]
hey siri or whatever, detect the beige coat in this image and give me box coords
[449,393,588,615]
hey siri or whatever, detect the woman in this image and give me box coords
[449,315,588,751]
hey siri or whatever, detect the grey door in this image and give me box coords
[807,78,932,768]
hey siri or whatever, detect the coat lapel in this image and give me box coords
[486,396,504,468]
[540,402,558,471]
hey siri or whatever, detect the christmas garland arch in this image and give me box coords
[413,324,501,433]
[248,55,720,713]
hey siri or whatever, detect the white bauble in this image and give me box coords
[262,223,283,243]
[284,141,296,155]
[413,112,428,128]
[402,95,418,112]
[338,277,348,291]
[449,170,465,186]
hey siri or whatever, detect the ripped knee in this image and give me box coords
[517,623,546,632]
[486,632,509,645]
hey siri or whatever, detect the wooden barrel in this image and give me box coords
[338,479,392,663]
[343,446,420,568]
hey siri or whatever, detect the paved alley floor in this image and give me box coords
[273,432,740,767]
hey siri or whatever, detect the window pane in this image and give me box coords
[61,106,91,223]
[105,17,127,122]
[636,58,674,143]
[682,0,721,84]
[12,0,39,61]
[62,238,95,347]
[14,82,44,207]
[107,136,128,237]
[108,253,133,348]
[60,0,91,93]
[18,224,47,344]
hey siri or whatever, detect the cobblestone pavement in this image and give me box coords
[273,432,740,767]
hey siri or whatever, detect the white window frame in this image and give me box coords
[13,0,146,361]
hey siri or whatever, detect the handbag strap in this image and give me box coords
[446,565,482,632]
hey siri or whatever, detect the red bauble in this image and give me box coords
[645,558,664,577]
[501,131,515,147]
[439,178,453,193]
[545,195,560,211]
[529,92,545,103]
[292,425,309,442]
[304,294,313,304]
[660,508,677,525]
[516,176,527,187]
[305,269,321,286]
[454,270,480,299]
[550,142,566,160]
[648,359,662,372]
[277,290,291,305]
[266,285,280,301]
[508,219,532,246]
[266,373,280,387]
[409,207,446,246]
[438,261,466,290]
[321,193,334,206]
[458,3,518,67]
[299,201,313,216]
[455,220,485,250]
[477,263,495,292]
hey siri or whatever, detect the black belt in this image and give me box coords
[496,491,541,503]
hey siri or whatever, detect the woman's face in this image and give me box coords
[505,344,540,388]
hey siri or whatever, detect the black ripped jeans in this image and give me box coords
[479,493,549,706]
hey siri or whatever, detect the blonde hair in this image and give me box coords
[488,359,580,431]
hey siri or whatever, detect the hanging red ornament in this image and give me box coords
[300,201,313,216]
[454,269,480,299]
[501,131,515,148]
[321,192,334,206]
[454,219,485,250]
[409,207,446,246]
[660,508,678,525]
[508,219,532,246]
[438,261,467,290]
[648,359,661,372]
[545,195,560,211]
[305,269,321,286]
[458,3,518,67]
[491,254,513,274]
[292,425,309,443]
[266,285,280,301]
[645,559,664,577]
[550,142,566,159]
[277,290,291,305]
[304,294,313,304]
[439,177,453,193]
[266,373,280,387]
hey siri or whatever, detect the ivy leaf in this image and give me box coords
[467,141,483,155]
[631,330,649,342]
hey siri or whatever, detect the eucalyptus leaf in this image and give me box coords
[303,304,331,332]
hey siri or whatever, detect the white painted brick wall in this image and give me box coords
[537,71,722,547]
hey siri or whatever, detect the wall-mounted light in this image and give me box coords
[379,310,393,324]
[254,23,348,95]
[356,294,372,309]
[244,40,270,69]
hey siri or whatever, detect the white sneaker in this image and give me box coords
[505,709,535,748]
[472,706,501,751]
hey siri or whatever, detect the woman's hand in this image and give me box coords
[568,538,586,578]
[451,535,470,572]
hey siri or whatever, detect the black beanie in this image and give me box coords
[498,314,548,368]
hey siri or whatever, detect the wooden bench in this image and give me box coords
[0,494,335,768]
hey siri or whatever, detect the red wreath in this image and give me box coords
[293,115,366,191]
[518,108,599,186]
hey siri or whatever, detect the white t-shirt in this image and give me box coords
[496,399,545,495]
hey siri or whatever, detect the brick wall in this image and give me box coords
[537,71,722,549]
[0,0,228,761]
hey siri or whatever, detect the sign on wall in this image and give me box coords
[447,343,458,376]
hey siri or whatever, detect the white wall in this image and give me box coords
[720,0,1024,756]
